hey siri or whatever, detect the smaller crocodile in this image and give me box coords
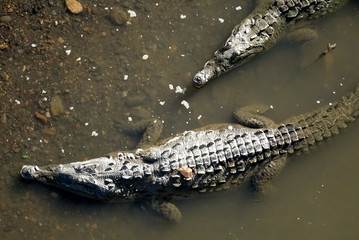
[192,0,349,88]
[21,82,358,222]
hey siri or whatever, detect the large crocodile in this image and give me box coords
[192,0,349,88]
[20,82,359,221]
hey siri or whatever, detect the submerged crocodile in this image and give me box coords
[193,0,349,88]
[21,82,359,221]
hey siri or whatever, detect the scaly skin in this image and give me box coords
[192,0,350,88]
[21,83,359,204]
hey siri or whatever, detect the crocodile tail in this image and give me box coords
[294,83,359,146]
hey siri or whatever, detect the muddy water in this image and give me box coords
[1,1,359,239]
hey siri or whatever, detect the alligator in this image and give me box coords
[20,82,359,222]
[192,0,349,88]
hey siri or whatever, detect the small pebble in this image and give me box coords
[65,0,83,14]
[0,44,9,50]
[90,223,98,229]
[0,16,12,23]
[43,127,57,136]
[109,8,129,25]
[1,113,6,124]
[35,111,48,123]
[50,95,65,116]
[50,192,58,199]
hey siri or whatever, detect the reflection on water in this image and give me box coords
[1,1,358,239]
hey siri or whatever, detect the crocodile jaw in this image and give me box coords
[20,157,135,200]
[21,163,108,199]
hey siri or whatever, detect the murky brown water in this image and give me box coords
[1,1,358,239]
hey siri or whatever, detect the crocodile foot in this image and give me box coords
[286,28,318,43]
[151,200,182,223]
[251,155,287,192]
[115,118,163,148]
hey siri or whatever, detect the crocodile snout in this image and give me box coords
[192,72,208,88]
[20,165,41,180]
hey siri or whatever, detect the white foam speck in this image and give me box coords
[91,131,99,137]
[218,18,224,23]
[175,86,186,94]
[181,100,190,109]
[128,10,137,17]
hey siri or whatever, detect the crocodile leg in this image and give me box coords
[118,119,164,148]
[136,119,163,148]
[251,154,288,193]
[128,119,183,221]
[233,104,276,128]
[234,105,286,193]
[150,199,182,223]
[286,28,318,43]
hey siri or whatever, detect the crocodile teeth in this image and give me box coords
[104,178,113,184]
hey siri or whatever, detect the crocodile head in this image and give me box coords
[20,152,152,201]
